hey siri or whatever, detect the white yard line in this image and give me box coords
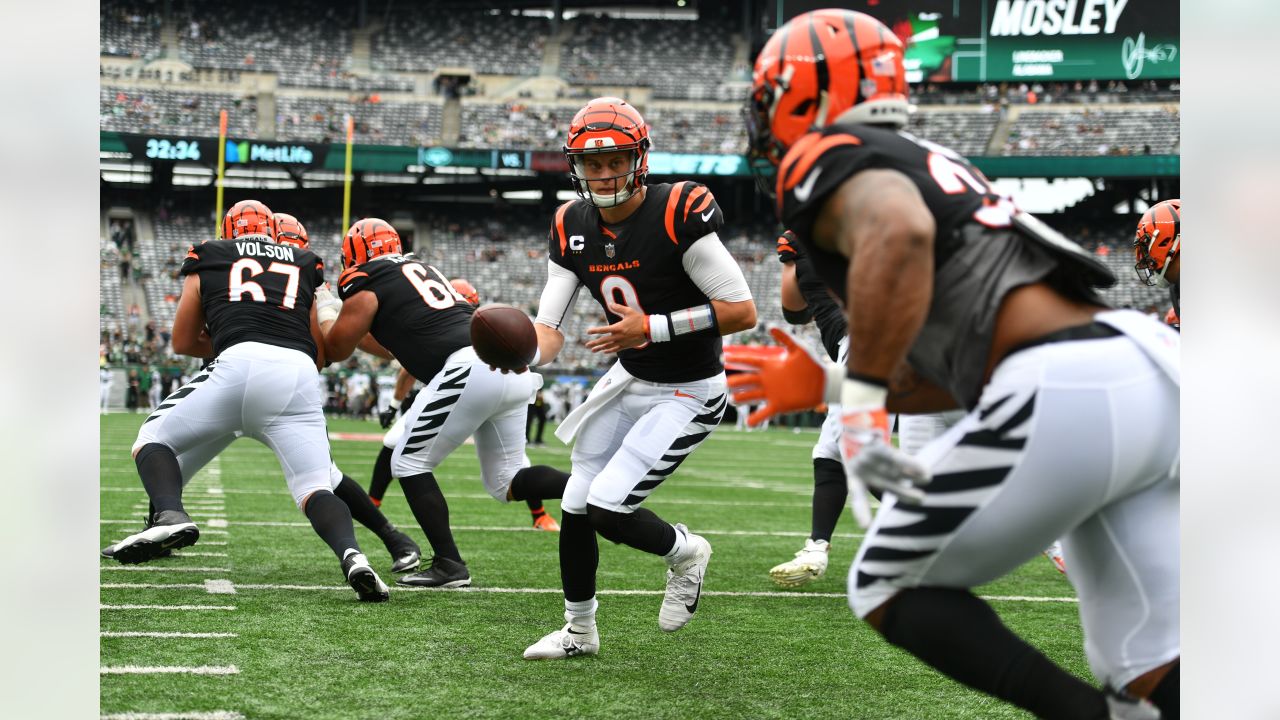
[101,631,238,639]
[101,665,239,675]
[203,579,237,595]
[98,519,864,539]
[100,605,237,611]
[170,552,229,558]
[101,583,210,590]
[100,566,231,573]
[99,707,244,712]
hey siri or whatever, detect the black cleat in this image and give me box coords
[108,510,199,565]
[384,529,421,573]
[396,556,471,588]
[342,551,390,602]
[102,512,174,559]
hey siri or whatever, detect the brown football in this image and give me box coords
[470,304,537,371]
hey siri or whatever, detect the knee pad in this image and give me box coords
[561,473,591,515]
[586,503,632,545]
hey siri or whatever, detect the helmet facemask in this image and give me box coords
[566,144,649,209]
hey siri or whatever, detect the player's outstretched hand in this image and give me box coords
[724,327,840,426]
[585,302,650,354]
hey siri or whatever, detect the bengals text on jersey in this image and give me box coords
[549,181,724,384]
[336,255,474,383]
[181,237,325,360]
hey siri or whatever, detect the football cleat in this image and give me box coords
[532,514,560,532]
[107,510,199,565]
[1105,687,1163,719]
[384,529,421,573]
[341,550,390,602]
[102,512,173,559]
[523,621,599,660]
[1043,541,1068,575]
[769,538,830,588]
[395,556,471,589]
[658,524,711,632]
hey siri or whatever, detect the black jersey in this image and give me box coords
[793,251,847,362]
[337,255,474,383]
[777,123,1115,408]
[181,237,324,360]
[549,181,725,383]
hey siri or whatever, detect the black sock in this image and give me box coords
[1148,662,1179,720]
[135,443,185,515]
[560,511,597,602]
[333,474,398,542]
[368,446,394,503]
[303,490,360,560]
[880,588,1108,720]
[509,465,569,501]
[586,504,677,556]
[811,458,847,542]
[399,472,462,563]
[526,500,545,517]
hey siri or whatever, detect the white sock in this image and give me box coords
[663,524,689,565]
[564,598,597,630]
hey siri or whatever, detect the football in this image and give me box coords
[470,304,538,371]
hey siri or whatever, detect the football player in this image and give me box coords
[1134,198,1181,319]
[730,11,1179,718]
[764,230,969,588]
[320,218,570,589]
[370,277,560,532]
[103,200,391,602]
[519,97,757,660]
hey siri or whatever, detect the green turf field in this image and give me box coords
[100,412,1086,719]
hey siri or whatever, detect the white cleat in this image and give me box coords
[522,622,599,660]
[658,524,711,632]
[768,538,830,589]
[342,550,390,602]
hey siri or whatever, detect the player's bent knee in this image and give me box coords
[133,442,174,464]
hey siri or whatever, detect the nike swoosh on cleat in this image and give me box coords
[685,583,702,614]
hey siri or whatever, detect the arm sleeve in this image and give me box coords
[534,259,584,331]
[680,233,753,303]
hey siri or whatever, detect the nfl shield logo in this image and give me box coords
[604,242,615,258]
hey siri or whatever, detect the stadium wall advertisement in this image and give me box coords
[786,0,1179,83]
[101,132,1178,179]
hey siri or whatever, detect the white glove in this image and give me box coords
[315,283,342,325]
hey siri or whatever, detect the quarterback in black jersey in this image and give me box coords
[730,11,1180,719]
[521,97,756,661]
[320,219,570,590]
[107,200,390,602]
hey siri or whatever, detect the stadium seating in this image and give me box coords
[457,103,571,150]
[1003,107,1181,156]
[101,86,258,137]
[276,96,444,146]
[558,16,736,100]
[372,10,548,76]
[101,1,161,59]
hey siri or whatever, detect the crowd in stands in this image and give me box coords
[100,86,258,137]
[372,9,547,77]
[1003,107,1180,156]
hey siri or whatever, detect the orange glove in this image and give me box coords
[776,229,800,264]
[724,327,843,426]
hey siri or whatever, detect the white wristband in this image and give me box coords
[317,303,340,325]
[840,376,889,411]
[647,314,672,343]
[387,398,401,411]
[822,361,845,405]
[530,347,542,367]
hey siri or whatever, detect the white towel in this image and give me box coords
[1095,309,1181,386]
[555,362,634,444]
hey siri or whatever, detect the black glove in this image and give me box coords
[776,229,801,264]
[379,399,400,429]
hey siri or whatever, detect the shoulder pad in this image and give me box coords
[662,181,722,246]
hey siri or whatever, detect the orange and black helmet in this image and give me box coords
[342,218,402,269]
[450,278,479,305]
[1134,199,1181,287]
[564,97,651,208]
[270,213,309,249]
[746,10,908,169]
[221,199,273,240]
